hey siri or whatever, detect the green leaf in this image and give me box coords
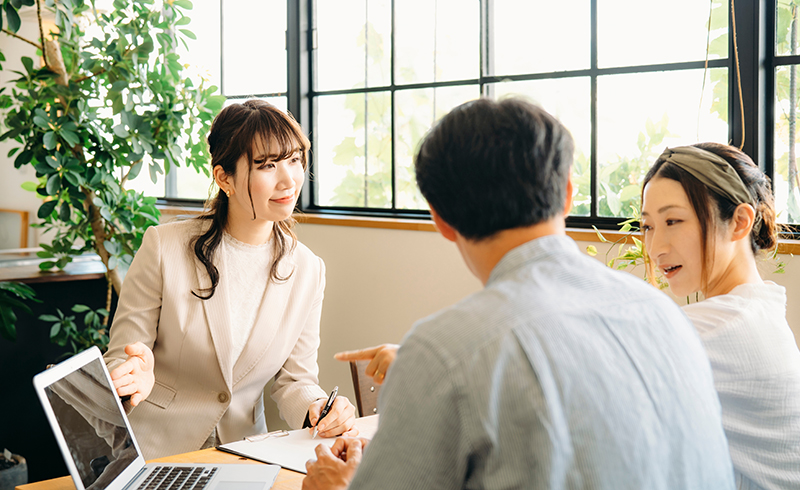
[39,314,60,322]
[173,0,193,9]
[110,80,128,92]
[113,124,129,138]
[45,173,61,195]
[60,130,80,147]
[179,29,196,40]
[50,323,61,338]
[14,149,33,168]
[33,115,50,128]
[586,245,598,256]
[43,131,58,150]
[5,3,21,33]
[37,200,58,219]
[59,202,70,222]
[20,56,32,74]
[127,160,143,180]
[71,304,90,313]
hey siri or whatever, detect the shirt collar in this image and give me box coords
[487,234,580,286]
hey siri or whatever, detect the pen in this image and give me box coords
[312,385,338,439]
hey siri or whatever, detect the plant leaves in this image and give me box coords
[46,173,61,195]
[5,3,21,33]
[43,131,58,150]
[37,199,58,219]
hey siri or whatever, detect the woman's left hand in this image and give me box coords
[308,396,358,438]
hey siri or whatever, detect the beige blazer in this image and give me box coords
[104,219,328,459]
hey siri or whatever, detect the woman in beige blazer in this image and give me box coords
[104,100,356,460]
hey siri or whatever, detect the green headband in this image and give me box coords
[659,146,762,234]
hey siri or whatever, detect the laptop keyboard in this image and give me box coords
[137,466,219,490]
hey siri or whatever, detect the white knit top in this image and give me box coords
[221,232,272,362]
[682,282,800,490]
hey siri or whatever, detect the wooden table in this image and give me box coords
[15,448,306,490]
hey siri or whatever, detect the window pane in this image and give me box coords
[395,0,479,85]
[177,0,221,90]
[491,78,591,216]
[126,165,166,199]
[222,0,287,96]
[489,0,589,76]
[777,3,800,57]
[314,93,392,208]
[774,66,800,224]
[316,0,391,91]
[597,69,728,217]
[598,0,728,68]
[395,85,480,210]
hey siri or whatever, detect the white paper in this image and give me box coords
[218,415,378,473]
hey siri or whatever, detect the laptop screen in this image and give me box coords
[42,355,138,489]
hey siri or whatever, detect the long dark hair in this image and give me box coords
[191,100,310,300]
[642,142,777,292]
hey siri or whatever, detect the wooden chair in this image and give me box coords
[349,360,381,417]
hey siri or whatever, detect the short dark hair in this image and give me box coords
[414,97,574,240]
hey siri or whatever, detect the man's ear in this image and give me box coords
[213,165,231,194]
[429,207,458,243]
[563,174,574,216]
[731,203,756,242]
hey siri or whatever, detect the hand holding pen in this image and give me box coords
[313,386,337,439]
[307,386,359,438]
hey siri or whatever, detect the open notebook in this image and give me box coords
[33,346,281,490]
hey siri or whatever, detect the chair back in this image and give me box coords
[349,360,381,417]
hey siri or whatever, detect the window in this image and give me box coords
[127,0,289,203]
[305,0,731,226]
[155,1,798,232]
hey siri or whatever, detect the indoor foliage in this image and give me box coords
[0,0,224,344]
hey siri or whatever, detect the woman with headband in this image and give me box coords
[640,143,800,490]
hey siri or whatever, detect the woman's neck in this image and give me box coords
[703,241,763,298]
[226,210,274,246]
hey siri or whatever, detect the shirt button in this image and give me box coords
[218,392,229,403]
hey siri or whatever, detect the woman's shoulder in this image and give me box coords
[288,238,324,271]
[683,282,791,343]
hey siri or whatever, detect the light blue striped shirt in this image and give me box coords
[349,235,734,490]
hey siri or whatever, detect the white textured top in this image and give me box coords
[683,282,800,490]
[222,232,272,362]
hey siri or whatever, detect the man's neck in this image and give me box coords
[456,217,566,285]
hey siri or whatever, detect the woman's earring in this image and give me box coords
[225,190,231,198]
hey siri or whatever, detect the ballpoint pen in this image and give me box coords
[312,385,338,439]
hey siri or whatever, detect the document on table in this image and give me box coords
[217,415,379,473]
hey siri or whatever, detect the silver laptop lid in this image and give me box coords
[32,346,147,490]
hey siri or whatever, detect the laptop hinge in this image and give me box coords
[121,467,149,490]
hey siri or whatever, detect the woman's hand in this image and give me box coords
[334,344,399,385]
[308,396,358,438]
[109,342,155,406]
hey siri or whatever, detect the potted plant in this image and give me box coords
[0,0,224,321]
[0,448,27,490]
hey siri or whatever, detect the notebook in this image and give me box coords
[32,346,281,490]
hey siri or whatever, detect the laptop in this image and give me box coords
[33,346,281,490]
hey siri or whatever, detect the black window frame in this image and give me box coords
[161,0,798,237]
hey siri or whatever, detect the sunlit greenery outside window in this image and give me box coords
[308,0,730,223]
[776,1,800,224]
[126,0,289,203]
[146,1,800,230]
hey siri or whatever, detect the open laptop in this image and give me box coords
[33,346,281,490]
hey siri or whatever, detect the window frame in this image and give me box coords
[161,0,797,237]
